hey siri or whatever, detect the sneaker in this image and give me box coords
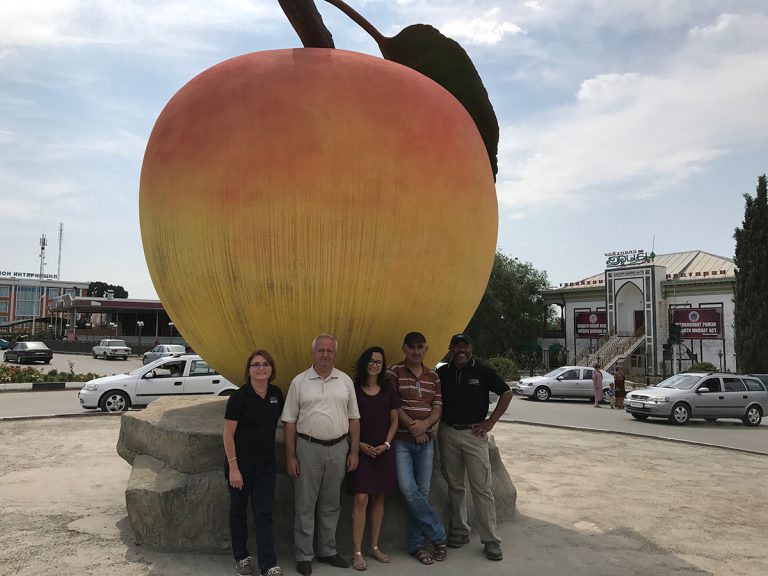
[317,554,350,569]
[447,533,470,548]
[263,567,283,576]
[484,542,503,561]
[236,556,254,576]
[296,561,312,576]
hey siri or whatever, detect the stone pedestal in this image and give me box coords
[117,397,516,552]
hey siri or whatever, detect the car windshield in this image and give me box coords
[543,368,564,378]
[167,345,186,353]
[26,342,48,350]
[656,374,701,390]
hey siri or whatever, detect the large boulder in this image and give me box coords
[117,397,516,552]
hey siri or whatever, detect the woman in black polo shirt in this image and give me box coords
[224,349,284,576]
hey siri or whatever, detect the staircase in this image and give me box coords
[573,327,646,370]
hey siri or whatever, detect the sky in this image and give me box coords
[1,0,766,298]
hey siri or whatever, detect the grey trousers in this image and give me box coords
[437,424,500,544]
[293,437,349,561]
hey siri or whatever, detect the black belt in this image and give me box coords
[445,423,474,430]
[297,433,347,446]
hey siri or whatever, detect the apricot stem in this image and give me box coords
[323,0,386,46]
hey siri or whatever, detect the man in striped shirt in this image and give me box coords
[387,332,448,565]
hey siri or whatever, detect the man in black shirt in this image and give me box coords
[436,334,512,561]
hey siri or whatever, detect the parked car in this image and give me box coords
[78,354,238,412]
[0,338,11,350]
[624,372,768,426]
[92,339,132,360]
[3,341,53,364]
[142,344,187,365]
[516,365,614,403]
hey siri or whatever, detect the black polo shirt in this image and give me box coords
[225,383,284,463]
[437,358,510,425]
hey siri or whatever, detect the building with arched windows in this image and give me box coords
[541,250,736,377]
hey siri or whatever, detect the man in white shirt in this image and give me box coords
[282,334,360,576]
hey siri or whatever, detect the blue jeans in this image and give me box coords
[396,440,447,553]
[225,460,277,572]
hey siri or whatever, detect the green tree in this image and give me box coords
[465,251,551,357]
[734,174,768,373]
[88,281,129,299]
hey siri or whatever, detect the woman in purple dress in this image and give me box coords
[347,346,401,570]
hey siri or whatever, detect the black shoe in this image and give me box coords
[484,542,503,561]
[317,555,350,569]
[296,561,312,576]
[447,533,470,548]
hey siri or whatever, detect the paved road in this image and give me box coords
[2,384,766,454]
[501,394,768,454]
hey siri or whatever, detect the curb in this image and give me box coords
[0,382,83,393]
[0,412,119,422]
[502,418,768,457]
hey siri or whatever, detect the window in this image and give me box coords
[582,369,593,379]
[560,369,579,380]
[48,287,59,298]
[723,378,746,392]
[189,360,216,376]
[697,378,721,393]
[0,302,7,312]
[743,379,766,392]
[65,288,78,296]
[15,286,39,317]
[0,285,9,297]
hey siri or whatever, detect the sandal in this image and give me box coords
[432,542,447,562]
[353,552,367,571]
[370,546,390,563]
[412,549,434,565]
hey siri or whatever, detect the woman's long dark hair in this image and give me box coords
[353,346,387,388]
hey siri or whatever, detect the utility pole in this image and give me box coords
[32,234,47,335]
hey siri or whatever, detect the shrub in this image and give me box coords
[685,362,719,373]
[484,356,520,382]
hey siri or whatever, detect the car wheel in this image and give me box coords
[601,388,612,404]
[92,351,97,359]
[99,391,130,413]
[534,386,551,401]
[743,406,762,427]
[104,352,110,360]
[669,403,690,425]
[631,413,649,421]
[43,359,50,364]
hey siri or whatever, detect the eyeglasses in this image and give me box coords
[250,362,271,368]
[368,359,383,366]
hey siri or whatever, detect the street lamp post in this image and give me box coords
[137,320,145,350]
[168,322,174,344]
[109,322,118,336]
[718,349,723,372]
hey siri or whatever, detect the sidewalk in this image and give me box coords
[1,416,766,575]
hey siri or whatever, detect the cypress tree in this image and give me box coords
[734,174,768,372]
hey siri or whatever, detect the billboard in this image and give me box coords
[575,311,607,338]
[671,308,722,339]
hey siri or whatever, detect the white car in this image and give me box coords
[142,344,187,364]
[92,339,132,360]
[78,354,237,412]
[516,365,615,403]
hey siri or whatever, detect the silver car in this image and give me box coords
[625,372,768,426]
[516,365,614,403]
[142,344,187,365]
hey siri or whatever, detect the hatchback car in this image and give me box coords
[516,365,614,403]
[78,354,237,412]
[624,372,768,426]
[142,344,187,364]
[3,341,53,364]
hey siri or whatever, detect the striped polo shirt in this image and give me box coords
[387,362,442,440]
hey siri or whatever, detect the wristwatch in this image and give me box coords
[384,441,391,450]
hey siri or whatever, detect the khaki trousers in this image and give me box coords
[293,437,348,561]
[437,424,500,544]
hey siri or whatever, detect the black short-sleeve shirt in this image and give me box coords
[437,359,511,425]
[225,383,284,463]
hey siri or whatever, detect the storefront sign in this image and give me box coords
[0,270,59,279]
[575,311,607,338]
[671,308,722,339]
[604,249,655,268]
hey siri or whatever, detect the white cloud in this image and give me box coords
[497,12,768,212]
[441,9,524,45]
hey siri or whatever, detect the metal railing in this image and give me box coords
[574,327,646,370]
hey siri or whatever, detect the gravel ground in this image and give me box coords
[1,417,766,576]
